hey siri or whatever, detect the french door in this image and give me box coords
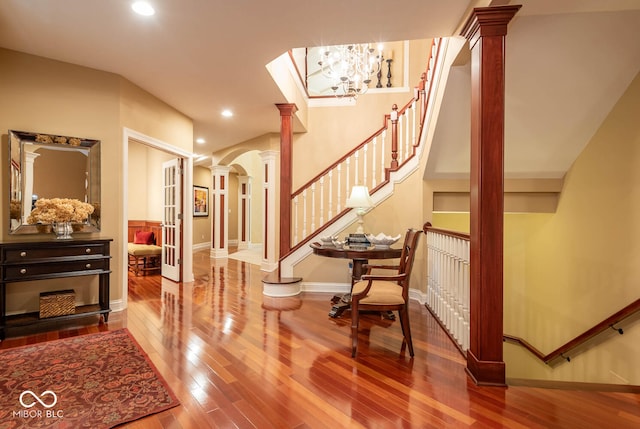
[161,158,182,282]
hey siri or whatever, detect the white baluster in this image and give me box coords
[354,151,359,185]
[311,183,316,233]
[397,115,403,164]
[363,144,368,189]
[412,100,417,147]
[293,195,299,245]
[463,239,470,351]
[403,112,409,163]
[345,157,351,205]
[302,189,307,240]
[328,170,333,219]
[337,164,342,212]
[371,136,377,188]
[380,129,386,185]
[319,177,324,227]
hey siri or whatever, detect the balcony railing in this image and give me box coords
[424,222,470,355]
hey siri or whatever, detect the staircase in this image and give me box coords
[264,38,446,296]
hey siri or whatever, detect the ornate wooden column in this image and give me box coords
[237,175,251,251]
[461,5,520,386]
[210,165,230,259]
[260,150,278,272]
[276,103,298,258]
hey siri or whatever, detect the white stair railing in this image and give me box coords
[424,223,470,353]
[289,39,442,248]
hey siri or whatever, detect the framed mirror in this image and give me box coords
[9,130,101,234]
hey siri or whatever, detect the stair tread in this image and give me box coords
[262,273,302,284]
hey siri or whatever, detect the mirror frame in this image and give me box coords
[9,129,101,235]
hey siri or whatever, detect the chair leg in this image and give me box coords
[398,305,414,357]
[351,301,359,357]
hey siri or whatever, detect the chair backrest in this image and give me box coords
[397,228,421,299]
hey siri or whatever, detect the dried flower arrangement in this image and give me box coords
[35,134,82,146]
[27,198,95,224]
[10,200,21,219]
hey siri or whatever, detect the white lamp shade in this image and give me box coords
[345,185,373,208]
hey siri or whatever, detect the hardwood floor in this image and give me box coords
[2,249,639,428]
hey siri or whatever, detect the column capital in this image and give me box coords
[211,165,231,174]
[461,5,521,47]
[276,103,298,117]
[259,150,279,161]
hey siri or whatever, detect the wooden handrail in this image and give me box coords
[423,222,470,240]
[293,91,422,198]
[504,298,640,364]
[283,39,441,256]
[292,119,389,199]
[423,222,640,367]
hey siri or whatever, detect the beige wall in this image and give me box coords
[292,40,432,190]
[127,141,176,222]
[193,166,212,246]
[228,173,239,242]
[0,48,193,312]
[295,160,427,289]
[292,40,432,285]
[0,49,120,312]
[231,150,263,245]
[127,142,150,220]
[120,80,193,153]
[432,71,640,385]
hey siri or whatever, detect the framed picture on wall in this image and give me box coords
[193,185,209,217]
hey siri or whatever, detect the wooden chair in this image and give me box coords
[350,228,422,357]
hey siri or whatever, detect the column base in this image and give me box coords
[466,350,506,386]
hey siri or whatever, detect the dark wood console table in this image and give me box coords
[0,238,112,339]
[310,243,402,318]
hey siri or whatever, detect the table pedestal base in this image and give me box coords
[328,293,350,318]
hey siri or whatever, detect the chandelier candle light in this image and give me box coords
[318,43,383,97]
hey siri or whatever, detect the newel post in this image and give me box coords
[418,72,426,124]
[461,5,521,386]
[276,103,298,258]
[390,104,399,169]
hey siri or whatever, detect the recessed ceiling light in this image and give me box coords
[221,109,233,118]
[131,1,155,16]
[196,138,206,144]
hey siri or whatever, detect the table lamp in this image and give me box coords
[345,185,373,234]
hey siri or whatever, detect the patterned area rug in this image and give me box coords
[0,329,178,428]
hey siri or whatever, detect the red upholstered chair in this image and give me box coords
[350,228,422,357]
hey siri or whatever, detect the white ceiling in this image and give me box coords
[1,0,639,178]
[0,0,470,154]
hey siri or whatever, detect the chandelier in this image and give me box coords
[318,43,383,97]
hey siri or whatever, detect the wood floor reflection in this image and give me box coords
[2,249,639,428]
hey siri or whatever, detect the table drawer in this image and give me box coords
[3,244,106,262]
[4,258,109,280]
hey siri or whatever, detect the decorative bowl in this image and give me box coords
[320,235,338,246]
[366,233,402,249]
[331,239,346,249]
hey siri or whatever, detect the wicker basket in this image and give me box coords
[39,289,75,319]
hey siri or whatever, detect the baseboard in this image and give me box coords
[301,282,350,294]
[300,282,425,303]
[261,261,278,272]
[193,241,211,251]
[507,377,640,393]
[110,299,125,312]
